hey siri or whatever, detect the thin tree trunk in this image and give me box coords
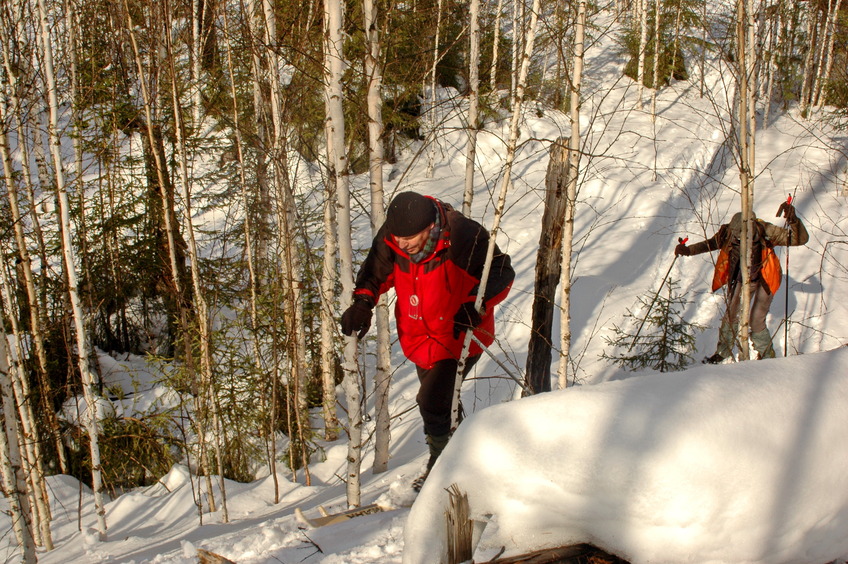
[363,0,392,474]
[39,0,107,536]
[222,2,278,500]
[0,18,68,476]
[123,0,216,512]
[525,138,568,394]
[0,337,37,563]
[813,0,843,109]
[261,0,311,485]
[163,0,229,523]
[426,0,444,178]
[799,3,818,115]
[557,0,586,390]
[0,99,55,550]
[736,0,754,360]
[463,0,481,215]
[489,0,504,92]
[323,0,361,507]
[453,0,543,426]
[0,260,51,551]
[637,0,648,103]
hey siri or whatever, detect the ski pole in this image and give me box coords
[469,333,533,395]
[628,237,687,352]
[777,194,793,356]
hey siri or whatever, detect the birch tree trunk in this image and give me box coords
[813,0,843,109]
[557,0,586,390]
[426,0,444,178]
[38,0,107,536]
[510,0,523,100]
[323,0,362,507]
[0,260,50,551]
[463,0,481,215]
[363,0,392,474]
[123,0,217,513]
[736,0,755,361]
[0,336,37,563]
[799,3,818,115]
[222,3,280,501]
[260,0,311,484]
[452,0,543,427]
[0,16,68,475]
[637,0,648,104]
[0,97,55,550]
[163,0,228,523]
[489,0,504,92]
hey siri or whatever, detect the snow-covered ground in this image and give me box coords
[4,7,848,564]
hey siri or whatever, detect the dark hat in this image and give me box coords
[385,192,436,237]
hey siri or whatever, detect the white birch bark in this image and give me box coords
[0,214,51,553]
[241,0,281,495]
[799,3,817,115]
[123,0,219,513]
[463,0,481,215]
[319,0,341,445]
[510,0,522,100]
[363,0,392,474]
[163,0,229,522]
[0,94,55,551]
[763,4,780,126]
[489,0,504,92]
[0,336,37,563]
[38,0,107,537]
[192,0,204,129]
[557,0,587,390]
[0,259,50,552]
[452,0,542,428]
[323,0,362,507]
[426,0,444,178]
[650,0,660,118]
[260,0,311,484]
[0,14,68,476]
[637,0,648,104]
[222,3,280,500]
[813,0,843,109]
[736,0,755,360]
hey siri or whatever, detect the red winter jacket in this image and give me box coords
[353,197,514,369]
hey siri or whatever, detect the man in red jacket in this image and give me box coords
[340,191,514,488]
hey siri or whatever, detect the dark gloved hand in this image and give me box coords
[776,201,797,224]
[453,302,483,339]
[674,243,691,256]
[340,298,373,339]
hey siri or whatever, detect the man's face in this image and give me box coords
[395,224,434,255]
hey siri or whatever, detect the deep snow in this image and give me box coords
[3,5,848,564]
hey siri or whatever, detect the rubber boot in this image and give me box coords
[413,433,451,492]
[751,329,776,360]
[705,319,736,363]
[718,319,737,356]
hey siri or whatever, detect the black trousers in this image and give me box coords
[416,355,480,437]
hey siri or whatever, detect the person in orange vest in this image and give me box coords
[674,201,808,363]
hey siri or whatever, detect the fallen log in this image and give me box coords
[483,543,630,564]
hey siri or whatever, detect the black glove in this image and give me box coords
[674,243,691,256]
[453,302,483,339]
[341,298,373,339]
[776,201,797,224]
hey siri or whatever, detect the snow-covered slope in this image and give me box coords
[2,5,847,564]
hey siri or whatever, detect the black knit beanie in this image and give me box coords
[385,192,436,237]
